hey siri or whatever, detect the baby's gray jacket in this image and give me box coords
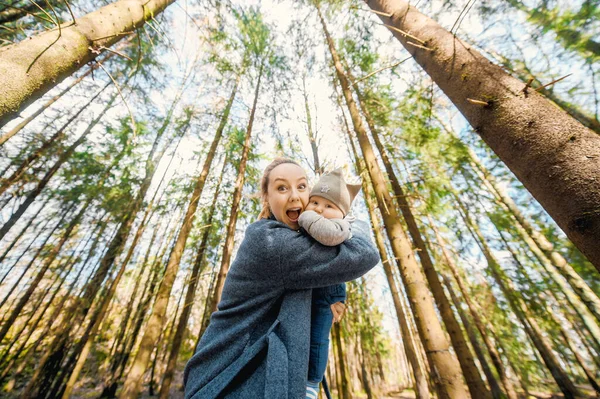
[183,217,379,399]
[299,210,353,306]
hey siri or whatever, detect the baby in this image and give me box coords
[298,168,362,399]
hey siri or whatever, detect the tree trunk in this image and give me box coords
[359,338,374,399]
[429,219,518,399]
[478,183,600,350]
[196,261,219,344]
[0,0,177,127]
[333,323,352,399]
[99,221,159,398]
[0,216,109,386]
[435,108,600,314]
[102,217,180,398]
[158,154,230,399]
[479,51,600,135]
[1,201,82,308]
[302,75,322,175]
[0,48,118,146]
[0,81,114,241]
[0,216,102,375]
[108,116,192,399]
[316,5,468,398]
[211,65,263,313]
[20,87,182,398]
[0,196,55,293]
[442,276,505,399]
[351,72,489,399]
[0,202,76,343]
[57,178,170,399]
[365,0,600,270]
[345,118,431,399]
[0,192,53,267]
[453,190,582,399]
[118,83,232,396]
[560,329,600,393]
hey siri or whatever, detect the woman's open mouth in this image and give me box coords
[286,208,301,223]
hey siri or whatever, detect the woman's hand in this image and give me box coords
[330,302,346,323]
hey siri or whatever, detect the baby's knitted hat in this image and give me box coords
[309,168,362,216]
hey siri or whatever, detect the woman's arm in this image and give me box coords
[256,219,379,290]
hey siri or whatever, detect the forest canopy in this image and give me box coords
[0,0,599,398]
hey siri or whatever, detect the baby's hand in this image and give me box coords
[331,302,346,323]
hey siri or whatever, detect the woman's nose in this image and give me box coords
[289,188,300,202]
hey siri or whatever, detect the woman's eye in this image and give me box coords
[278,186,287,192]
[298,184,306,189]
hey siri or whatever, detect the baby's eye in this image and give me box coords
[326,204,332,208]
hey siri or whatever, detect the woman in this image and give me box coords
[183,158,379,399]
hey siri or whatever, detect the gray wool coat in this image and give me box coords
[183,217,379,399]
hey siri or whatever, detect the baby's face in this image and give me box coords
[305,196,344,219]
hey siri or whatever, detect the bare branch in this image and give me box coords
[535,73,572,91]
[96,60,137,136]
[353,56,412,85]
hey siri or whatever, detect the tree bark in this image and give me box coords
[0,0,177,127]
[302,75,322,175]
[365,0,600,271]
[113,113,194,399]
[351,73,489,399]
[442,276,505,399]
[459,147,600,323]
[20,86,181,398]
[480,51,600,135]
[453,190,582,399]
[0,202,76,343]
[316,5,468,398]
[345,117,431,399]
[211,65,263,313]
[157,80,237,399]
[333,322,352,399]
[0,48,119,146]
[0,81,113,241]
[429,219,517,399]
[159,154,229,399]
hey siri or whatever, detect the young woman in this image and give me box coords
[183,158,379,399]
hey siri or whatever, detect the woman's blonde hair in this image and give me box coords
[258,157,302,220]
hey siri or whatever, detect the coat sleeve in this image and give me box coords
[259,219,379,290]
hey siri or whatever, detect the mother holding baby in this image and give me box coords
[183,158,380,399]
